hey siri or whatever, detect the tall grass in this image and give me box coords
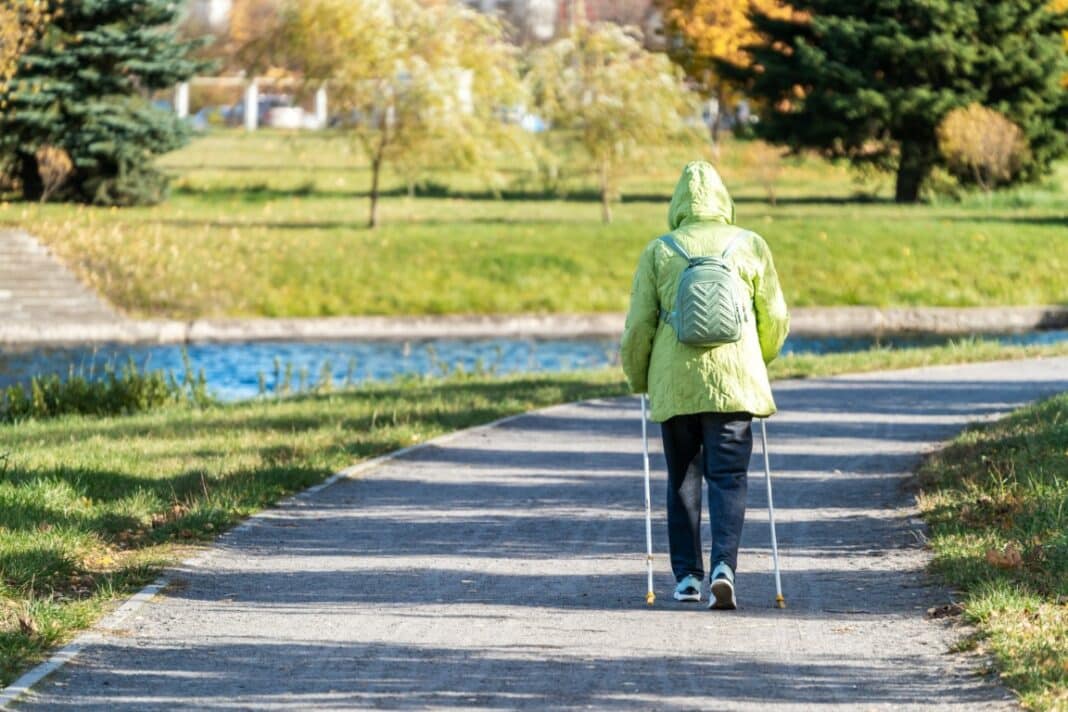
[1,355,213,422]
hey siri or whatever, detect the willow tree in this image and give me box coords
[527,23,700,223]
[282,0,528,228]
[182,0,286,75]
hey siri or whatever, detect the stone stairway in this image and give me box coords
[0,229,120,325]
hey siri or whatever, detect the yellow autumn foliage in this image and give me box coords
[0,0,54,100]
[1054,0,1068,87]
[663,0,803,99]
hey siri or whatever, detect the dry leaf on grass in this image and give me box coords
[985,544,1023,569]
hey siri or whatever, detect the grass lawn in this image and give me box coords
[4,131,1066,319]
[1,338,1067,686]
[918,394,1068,711]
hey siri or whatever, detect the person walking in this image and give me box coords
[621,161,790,609]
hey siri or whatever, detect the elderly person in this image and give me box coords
[621,161,790,609]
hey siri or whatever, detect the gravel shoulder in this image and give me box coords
[12,357,1068,710]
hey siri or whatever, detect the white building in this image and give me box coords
[187,0,657,46]
[467,0,557,41]
[468,0,661,46]
[186,0,233,30]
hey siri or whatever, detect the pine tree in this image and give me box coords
[1,1,206,205]
[730,1,1068,202]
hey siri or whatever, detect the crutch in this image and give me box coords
[640,394,656,606]
[759,418,786,608]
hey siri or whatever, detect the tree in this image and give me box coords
[182,0,286,75]
[0,0,52,104]
[1057,0,1068,87]
[527,22,700,223]
[730,1,1068,202]
[937,104,1028,192]
[1,1,206,204]
[661,0,802,141]
[282,0,529,229]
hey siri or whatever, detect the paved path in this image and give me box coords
[14,358,1068,710]
[0,229,118,325]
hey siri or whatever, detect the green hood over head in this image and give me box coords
[668,161,735,230]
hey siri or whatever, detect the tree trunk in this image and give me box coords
[17,151,44,202]
[368,155,382,229]
[894,139,936,203]
[599,159,612,224]
[710,114,721,145]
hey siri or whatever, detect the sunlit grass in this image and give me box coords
[918,393,1068,710]
[6,131,1066,318]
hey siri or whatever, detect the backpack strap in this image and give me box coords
[720,229,749,259]
[658,235,689,323]
[663,231,748,261]
[659,234,692,263]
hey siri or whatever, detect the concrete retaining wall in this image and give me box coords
[1,307,1066,346]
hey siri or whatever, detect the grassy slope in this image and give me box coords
[918,394,1068,711]
[1,339,1067,686]
[7,132,1066,318]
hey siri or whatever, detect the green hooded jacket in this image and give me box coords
[620,161,790,422]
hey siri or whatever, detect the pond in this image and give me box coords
[1,329,1066,402]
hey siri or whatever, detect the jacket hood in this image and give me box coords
[668,161,735,230]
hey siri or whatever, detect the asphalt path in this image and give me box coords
[13,357,1068,710]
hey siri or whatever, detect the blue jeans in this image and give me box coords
[661,412,753,581]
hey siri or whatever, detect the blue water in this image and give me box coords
[1,330,1066,402]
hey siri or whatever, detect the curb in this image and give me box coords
[0,307,1066,346]
[0,400,572,708]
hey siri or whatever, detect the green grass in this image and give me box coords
[0,370,628,686]
[1,337,1067,685]
[918,394,1068,711]
[4,131,1065,318]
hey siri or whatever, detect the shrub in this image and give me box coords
[34,145,73,203]
[937,104,1029,192]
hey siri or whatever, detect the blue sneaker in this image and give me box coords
[709,563,737,610]
[673,574,702,602]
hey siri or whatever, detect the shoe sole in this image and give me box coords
[709,579,737,610]
[673,591,701,602]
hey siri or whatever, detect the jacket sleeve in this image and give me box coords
[751,234,790,364]
[620,244,659,393]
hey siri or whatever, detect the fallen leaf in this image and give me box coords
[927,602,964,619]
[985,544,1022,569]
[17,612,37,636]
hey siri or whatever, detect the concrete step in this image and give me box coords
[0,229,121,325]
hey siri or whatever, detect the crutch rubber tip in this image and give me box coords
[646,592,656,606]
[775,595,786,609]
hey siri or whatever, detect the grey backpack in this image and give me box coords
[658,231,749,347]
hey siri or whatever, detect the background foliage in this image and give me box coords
[0,0,206,205]
[729,0,1068,202]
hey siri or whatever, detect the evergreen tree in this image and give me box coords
[1,1,206,205]
[729,1,1068,202]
